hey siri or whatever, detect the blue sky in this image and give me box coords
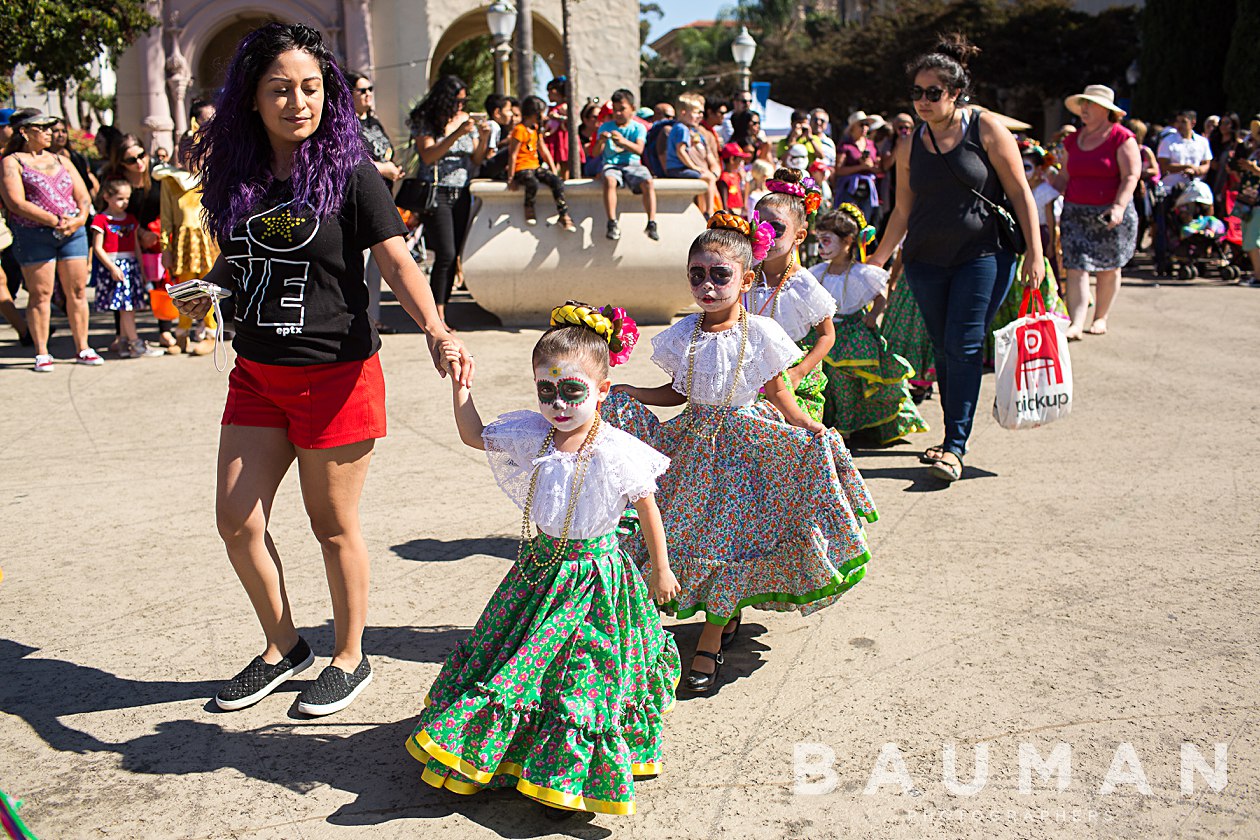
[647,0,733,43]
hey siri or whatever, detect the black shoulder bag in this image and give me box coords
[394,136,439,214]
[925,110,1026,255]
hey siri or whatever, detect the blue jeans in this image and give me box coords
[904,252,1016,457]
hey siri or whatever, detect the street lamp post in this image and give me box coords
[732,25,757,94]
[487,1,517,97]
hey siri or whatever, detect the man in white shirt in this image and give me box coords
[1157,110,1212,190]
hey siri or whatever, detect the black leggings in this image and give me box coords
[512,168,568,214]
[423,186,472,308]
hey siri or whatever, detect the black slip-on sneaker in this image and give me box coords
[215,638,314,711]
[296,656,373,716]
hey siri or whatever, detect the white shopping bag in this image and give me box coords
[992,288,1073,430]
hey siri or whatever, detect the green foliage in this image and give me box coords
[1133,0,1235,120]
[438,35,495,111]
[641,20,741,107]
[0,0,157,96]
[640,2,663,48]
[1224,0,1260,117]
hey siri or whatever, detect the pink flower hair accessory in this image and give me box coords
[749,210,776,261]
[766,178,806,198]
[601,305,639,367]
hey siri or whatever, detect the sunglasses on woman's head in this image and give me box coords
[123,151,147,164]
[910,85,946,103]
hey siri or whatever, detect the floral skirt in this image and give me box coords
[763,345,827,422]
[406,531,681,816]
[821,313,927,443]
[601,392,876,625]
[880,274,935,389]
[984,256,1069,365]
[91,256,149,312]
[1061,200,1138,272]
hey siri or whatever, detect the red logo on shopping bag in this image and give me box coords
[1015,320,1063,391]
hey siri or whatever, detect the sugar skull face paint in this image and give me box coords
[688,250,748,313]
[757,204,801,260]
[534,363,601,431]
[817,231,851,262]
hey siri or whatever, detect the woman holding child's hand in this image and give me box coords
[184,23,473,719]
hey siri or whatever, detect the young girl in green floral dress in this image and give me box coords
[810,205,928,443]
[407,303,682,818]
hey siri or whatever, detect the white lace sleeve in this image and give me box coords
[598,426,670,502]
[649,315,698,379]
[481,410,552,511]
[745,315,804,382]
[773,269,837,340]
[851,263,890,303]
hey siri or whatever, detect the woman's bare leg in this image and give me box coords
[216,425,300,663]
[1064,268,1091,339]
[1089,268,1119,334]
[21,261,56,356]
[56,258,90,353]
[296,439,375,671]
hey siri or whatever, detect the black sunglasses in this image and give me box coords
[355,85,374,94]
[123,151,147,164]
[910,85,947,103]
[766,220,787,237]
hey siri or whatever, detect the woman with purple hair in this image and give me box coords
[173,22,473,717]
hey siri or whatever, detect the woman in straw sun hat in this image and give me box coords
[1049,84,1140,340]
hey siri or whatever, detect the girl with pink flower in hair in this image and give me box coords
[601,212,877,696]
[749,167,838,421]
[407,301,681,820]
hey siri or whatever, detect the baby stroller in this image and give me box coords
[1168,180,1244,281]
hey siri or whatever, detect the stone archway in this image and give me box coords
[193,15,282,98]
[428,9,565,89]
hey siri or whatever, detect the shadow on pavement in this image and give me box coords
[298,620,469,665]
[663,620,769,700]
[858,464,998,491]
[391,536,517,563]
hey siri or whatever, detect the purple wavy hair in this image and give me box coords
[193,22,366,240]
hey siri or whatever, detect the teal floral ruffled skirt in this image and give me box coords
[601,392,875,626]
[406,531,681,815]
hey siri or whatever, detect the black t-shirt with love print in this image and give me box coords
[212,161,406,366]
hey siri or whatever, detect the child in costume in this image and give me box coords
[155,131,221,355]
[89,180,162,359]
[602,213,876,695]
[810,205,927,443]
[406,303,682,819]
[747,169,837,421]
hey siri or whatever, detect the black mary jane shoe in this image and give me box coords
[540,803,578,822]
[682,650,724,694]
[720,612,742,650]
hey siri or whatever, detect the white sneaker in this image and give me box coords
[130,340,165,358]
[75,348,105,366]
[33,354,54,373]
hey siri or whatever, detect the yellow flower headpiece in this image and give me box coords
[837,202,877,263]
[550,300,640,366]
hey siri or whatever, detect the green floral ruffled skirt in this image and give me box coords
[822,313,928,443]
[880,274,936,390]
[406,531,681,815]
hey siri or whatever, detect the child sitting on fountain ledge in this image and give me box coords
[596,88,659,242]
[507,95,576,231]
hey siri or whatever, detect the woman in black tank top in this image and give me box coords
[868,35,1043,482]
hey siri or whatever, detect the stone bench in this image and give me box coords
[461,178,708,327]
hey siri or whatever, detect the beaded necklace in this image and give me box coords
[748,250,797,319]
[684,306,748,445]
[516,414,603,584]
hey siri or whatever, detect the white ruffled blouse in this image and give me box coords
[744,267,837,341]
[651,313,801,407]
[483,410,670,539]
[809,262,890,316]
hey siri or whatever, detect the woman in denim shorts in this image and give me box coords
[0,108,99,371]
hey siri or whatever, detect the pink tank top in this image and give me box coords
[1064,124,1135,207]
[11,157,78,228]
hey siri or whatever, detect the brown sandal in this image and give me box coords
[927,451,963,482]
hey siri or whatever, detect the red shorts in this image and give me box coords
[222,355,387,449]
